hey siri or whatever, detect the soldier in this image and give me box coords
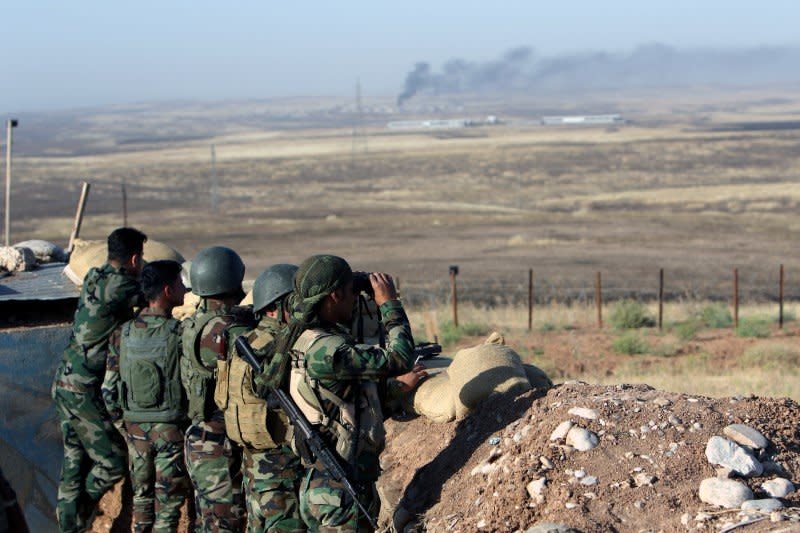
[181,246,252,532]
[257,255,426,532]
[102,260,189,532]
[217,264,305,532]
[51,227,147,532]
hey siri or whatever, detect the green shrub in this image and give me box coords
[674,319,702,341]
[438,320,490,345]
[736,317,771,338]
[740,342,800,369]
[699,304,733,328]
[609,300,656,330]
[538,321,557,333]
[612,331,650,355]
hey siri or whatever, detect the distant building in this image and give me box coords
[541,114,624,126]
[386,116,501,131]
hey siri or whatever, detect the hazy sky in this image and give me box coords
[2,1,799,112]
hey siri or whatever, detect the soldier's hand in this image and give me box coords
[395,364,428,393]
[370,272,397,306]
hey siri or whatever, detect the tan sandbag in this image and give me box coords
[240,290,253,306]
[411,374,456,423]
[522,363,553,390]
[64,238,185,286]
[447,341,531,419]
[13,240,66,264]
[0,246,36,273]
[172,292,201,320]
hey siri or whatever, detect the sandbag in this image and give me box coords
[64,238,185,286]
[447,336,531,419]
[0,246,37,273]
[523,363,553,390]
[13,240,66,264]
[411,374,456,423]
[172,292,201,320]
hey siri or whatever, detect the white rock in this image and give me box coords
[550,421,574,441]
[476,519,487,529]
[771,511,785,523]
[566,427,599,452]
[539,456,554,470]
[574,469,586,479]
[705,436,763,477]
[634,473,656,487]
[580,476,598,486]
[723,424,769,450]
[526,477,546,504]
[564,502,578,509]
[680,513,690,526]
[699,478,754,509]
[568,407,599,420]
[653,397,671,407]
[761,478,795,498]
[741,499,784,512]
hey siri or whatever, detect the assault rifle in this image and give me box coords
[413,342,442,360]
[234,337,378,530]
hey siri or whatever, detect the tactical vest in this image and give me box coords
[119,318,184,423]
[289,329,386,473]
[180,311,222,422]
[214,325,292,450]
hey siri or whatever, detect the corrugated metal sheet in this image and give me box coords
[0,263,79,302]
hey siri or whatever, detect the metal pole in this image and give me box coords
[734,268,740,329]
[595,271,603,329]
[658,268,664,330]
[4,119,18,246]
[122,179,128,227]
[67,182,91,253]
[528,269,533,331]
[779,264,784,329]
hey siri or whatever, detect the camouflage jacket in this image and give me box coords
[182,299,254,427]
[102,307,184,422]
[53,263,142,395]
[246,316,281,354]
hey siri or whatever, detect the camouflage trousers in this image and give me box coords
[124,421,189,532]
[185,421,245,532]
[299,468,379,533]
[242,446,305,533]
[53,388,127,533]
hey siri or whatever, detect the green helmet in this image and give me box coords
[190,246,245,297]
[252,264,298,312]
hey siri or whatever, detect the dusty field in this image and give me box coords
[7,87,800,305]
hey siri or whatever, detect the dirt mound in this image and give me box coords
[379,382,800,532]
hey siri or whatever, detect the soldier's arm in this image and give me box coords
[310,300,415,380]
[105,274,141,320]
[101,328,123,421]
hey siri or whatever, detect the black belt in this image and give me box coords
[187,425,227,445]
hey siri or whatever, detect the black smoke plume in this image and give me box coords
[397,44,800,106]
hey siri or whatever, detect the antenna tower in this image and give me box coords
[352,78,368,159]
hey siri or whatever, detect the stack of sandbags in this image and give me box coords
[13,240,67,264]
[408,332,552,423]
[0,246,37,273]
[64,238,185,286]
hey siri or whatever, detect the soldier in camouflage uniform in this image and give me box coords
[256,255,425,532]
[102,260,189,532]
[223,264,305,532]
[51,227,147,533]
[181,246,251,532]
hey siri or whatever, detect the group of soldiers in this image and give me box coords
[51,227,427,532]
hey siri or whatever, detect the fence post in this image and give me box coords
[67,182,91,254]
[449,265,459,327]
[595,271,603,329]
[658,268,664,330]
[779,264,784,329]
[733,268,739,329]
[528,269,534,331]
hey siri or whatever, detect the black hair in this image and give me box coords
[107,227,147,263]
[140,260,182,301]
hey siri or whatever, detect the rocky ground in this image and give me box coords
[378,382,800,532]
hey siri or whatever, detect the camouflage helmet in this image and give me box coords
[252,263,298,312]
[190,246,245,297]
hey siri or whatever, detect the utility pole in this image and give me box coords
[4,119,18,246]
[210,144,218,213]
[351,78,367,162]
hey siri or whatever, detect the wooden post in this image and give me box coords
[67,182,91,253]
[122,180,128,227]
[4,119,18,246]
[658,268,664,330]
[733,268,739,329]
[595,271,603,329]
[449,266,459,327]
[779,264,785,329]
[528,269,534,331]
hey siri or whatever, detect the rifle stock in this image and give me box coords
[234,336,377,530]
